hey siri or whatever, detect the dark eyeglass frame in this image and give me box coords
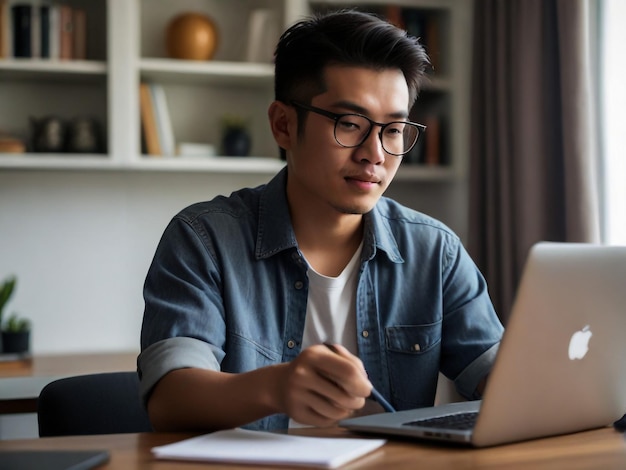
[289,101,426,157]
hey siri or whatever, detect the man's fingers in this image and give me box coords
[315,344,372,396]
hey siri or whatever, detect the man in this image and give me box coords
[138,10,503,432]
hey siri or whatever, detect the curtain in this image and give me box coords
[468,0,600,323]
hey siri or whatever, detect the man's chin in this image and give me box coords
[332,201,376,215]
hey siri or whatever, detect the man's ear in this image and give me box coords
[268,101,295,151]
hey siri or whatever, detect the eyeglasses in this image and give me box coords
[290,101,425,157]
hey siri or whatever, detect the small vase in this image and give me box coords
[222,127,251,157]
[1,331,30,354]
[166,13,219,61]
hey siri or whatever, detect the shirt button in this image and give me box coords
[287,340,296,349]
[413,344,421,352]
[361,330,369,338]
[294,281,304,290]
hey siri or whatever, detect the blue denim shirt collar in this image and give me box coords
[256,168,404,265]
[256,168,299,259]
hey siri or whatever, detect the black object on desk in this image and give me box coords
[614,414,626,432]
[0,450,109,470]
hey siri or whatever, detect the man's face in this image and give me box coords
[285,65,410,217]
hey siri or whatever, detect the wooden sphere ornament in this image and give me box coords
[166,13,218,61]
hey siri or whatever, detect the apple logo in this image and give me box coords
[568,325,592,360]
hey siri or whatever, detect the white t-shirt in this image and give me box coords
[300,243,362,354]
[289,243,362,428]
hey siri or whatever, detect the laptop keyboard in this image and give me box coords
[404,411,478,430]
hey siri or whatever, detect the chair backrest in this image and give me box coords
[37,371,153,437]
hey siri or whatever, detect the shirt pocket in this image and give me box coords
[386,323,441,355]
[222,333,282,372]
[385,323,442,409]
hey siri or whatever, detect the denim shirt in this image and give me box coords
[138,168,503,431]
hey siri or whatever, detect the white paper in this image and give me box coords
[152,428,386,468]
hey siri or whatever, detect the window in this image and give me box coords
[601,0,626,245]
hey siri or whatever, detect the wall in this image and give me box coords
[0,169,467,354]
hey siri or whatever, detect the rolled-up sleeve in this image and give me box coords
[137,336,222,405]
[454,342,500,400]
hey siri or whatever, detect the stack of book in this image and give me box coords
[0,1,86,60]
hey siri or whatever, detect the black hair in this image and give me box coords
[274,9,431,107]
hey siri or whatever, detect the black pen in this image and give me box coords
[323,342,396,413]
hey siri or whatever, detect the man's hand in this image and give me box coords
[147,344,373,432]
[276,343,373,426]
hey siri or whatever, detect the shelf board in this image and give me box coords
[0,153,284,174]
[0,59,107,82]
[0,154,114,170]
[130,156,285,173]
[0,153,455,180]
[139,58,274,86]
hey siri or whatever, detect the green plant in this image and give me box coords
[3,313,31,333]
[0,275,16,327]
[0,276,30,333]
[221,114,250,130]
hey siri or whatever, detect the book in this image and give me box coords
[0,0,8,58]
[58,4,73,60]
[72,7,86,60]
[40,4,49,58]
[177,142,216,157]
[149,83,175,156]
[152,428,386,469]
[245,9,279,63]
[0,135,26,153]
[139,82,162,156]
[30,0,41,58]
[11,3,32,57]
[402,9,426,42]
[48,4,59,59]
[422,115,442,165]
[425,14,441,73]
[384,5,405,30]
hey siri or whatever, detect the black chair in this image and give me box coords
[37,371,153,437]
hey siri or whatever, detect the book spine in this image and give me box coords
[425,15,440,73]
[0,0,8,58]
[139,82,162,156]
[72,7,85,60]
[11,4,32,58]
[402,9,425,41]
[30,0,40,58]
[384,6,404,29]
[48,4,59,59]
[423,116,441,166]
[40,4,49,58]
[58,4,72,60]
[245,9,279,63]
[150,83,175,156]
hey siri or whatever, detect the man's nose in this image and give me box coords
[354,127,386,165]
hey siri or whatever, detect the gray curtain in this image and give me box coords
[468,0,600,323]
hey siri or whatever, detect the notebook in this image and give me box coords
[152,428,386,468]
[340,242,626,447]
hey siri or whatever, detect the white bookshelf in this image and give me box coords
[0,0,472,180]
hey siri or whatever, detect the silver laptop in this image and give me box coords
[340,242,626,447]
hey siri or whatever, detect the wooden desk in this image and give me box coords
[1,427,625,469]
[0,352,137,414]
